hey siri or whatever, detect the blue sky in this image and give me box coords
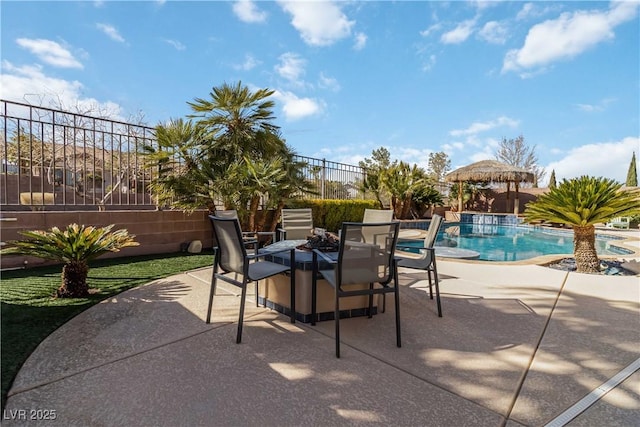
[2,1,638,185]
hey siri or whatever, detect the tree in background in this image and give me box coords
[427,151,451,183]
[495,135,545,187]
[626,152,637,187]
[524,176,640,273]
[145,82,311,232]
[358,148,443,218]
[548,169,557,189]
[381,161,428,219]
[358,147,392,208]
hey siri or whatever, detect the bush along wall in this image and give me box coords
[285,199,381,232]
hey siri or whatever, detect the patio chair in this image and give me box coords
[605,216,630,230]
[362,208,394,223]
[362,208,394,246]
[206,216,296,344]
[312,221,401,358]
[215,209,276,248]
[278,208,313,240]
[395,214,444,317]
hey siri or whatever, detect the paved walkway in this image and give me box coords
[4,257,639,426]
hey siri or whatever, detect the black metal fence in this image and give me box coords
[1,99,366,211]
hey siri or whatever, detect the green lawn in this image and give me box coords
[0,250,214,409]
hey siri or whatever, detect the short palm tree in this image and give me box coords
[2,224,139,297]
[524,176,640,273]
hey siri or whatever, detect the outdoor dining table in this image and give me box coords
[258,240,381,323]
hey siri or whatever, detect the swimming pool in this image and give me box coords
[400,223,632,262]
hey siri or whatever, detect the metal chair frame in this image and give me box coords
[207,216,296,344]
[311,221,401,358]
[395,214,444,317]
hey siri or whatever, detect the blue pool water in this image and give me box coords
[401,223,630,262]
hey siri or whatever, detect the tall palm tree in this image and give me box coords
[524,176,640,273]
[2,224,138,297]
[146,82,311,221]
[188,81,280,162]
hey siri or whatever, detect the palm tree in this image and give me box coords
[146,82,311,223]
[188,81,280,162]
[2,224,138,297]
[524,176,640,273]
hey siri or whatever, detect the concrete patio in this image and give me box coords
[4,257,639,426]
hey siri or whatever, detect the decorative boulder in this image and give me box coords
[187,240,202,253]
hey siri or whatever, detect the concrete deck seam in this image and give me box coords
[7,320,236,398]
[501,270,570,427]
[543,356,640,427]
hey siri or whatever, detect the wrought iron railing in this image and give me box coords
[1,99,366,210]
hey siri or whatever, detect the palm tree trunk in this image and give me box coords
[573,225,600,273]
[248,195,260,231]
[57,261,90,298]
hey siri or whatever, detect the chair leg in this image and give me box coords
[206,270,218,324]
[255,281,259,307]
[311,253,317,326]
[368,283,374,318]
[432,259,443,318]
[427,269,434,300]
[335,291,341,358]
[236,284,248,344]
[290,250,296,324]
[394,272,402,348]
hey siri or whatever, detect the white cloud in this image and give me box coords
[516,2,562,21]
[278,0,354,46]
[516,3,535,21]
[275,52,306,83]
[96,23,126,43]
[16,38,83,69]
[272,90,324,121]
[164,39,186,51]
[545,137,639,184]
[440,19,476,44]
[422,54,436,72]
[450,116,520,137]
[503,2,639,74]
[478,21,508,44]
[318,72,340,92]
[443,142,465,152]
[574,98,615,113]
[420,23,442,38]
[353,32,367,50]
[233,54,261,71]
[232,0,267,23]
[0,60,122,117]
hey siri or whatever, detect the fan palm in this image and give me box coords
[524,176,640,273]
[2,224,139,297]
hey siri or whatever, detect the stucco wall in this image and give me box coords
[1,210,213,270]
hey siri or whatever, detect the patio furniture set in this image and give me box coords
[206,208,443,358]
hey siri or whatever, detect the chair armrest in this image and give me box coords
[250,246,294,261]
[395,245,434,257]
[256,231,276,237]
[312,248,337,264]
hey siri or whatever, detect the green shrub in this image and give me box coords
[285,199,380,232]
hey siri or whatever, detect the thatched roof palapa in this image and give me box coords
[444,160,535,215]
[444,160,534,183]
